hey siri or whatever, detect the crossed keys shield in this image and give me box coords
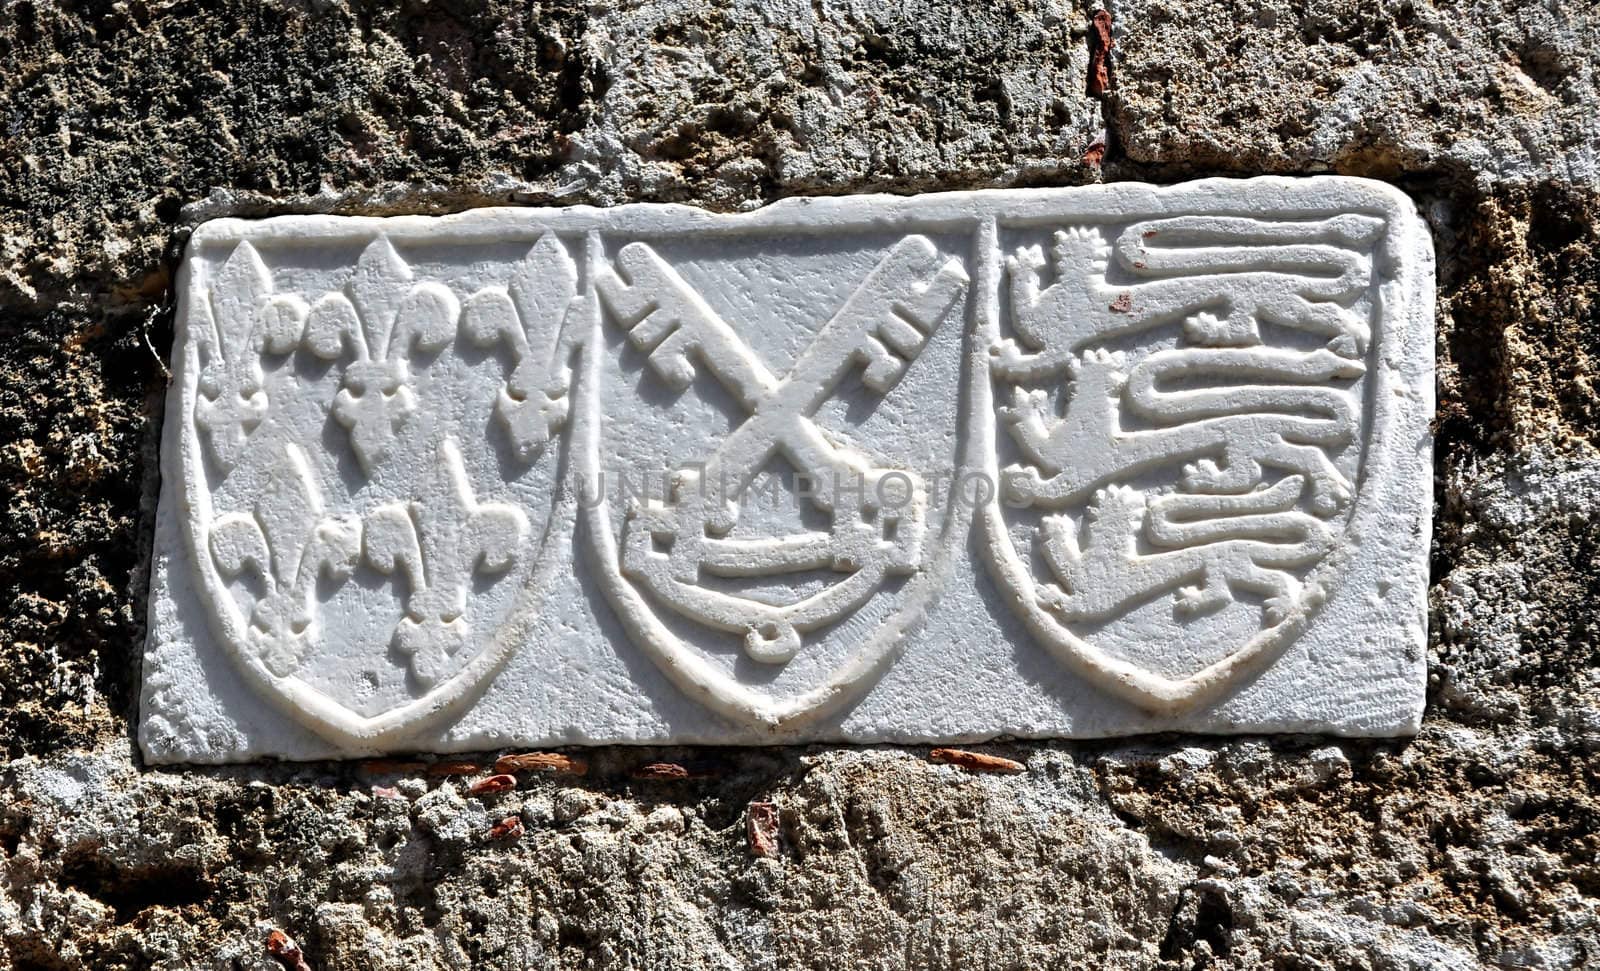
[580,233,972,726]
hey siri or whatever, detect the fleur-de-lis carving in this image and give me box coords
[363,438,529,687]
[193,241,308,471]
[208,444,361,676]
[460,232,582,461]
[301,237,460,473]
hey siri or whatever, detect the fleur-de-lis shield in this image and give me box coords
[172,229,576,749]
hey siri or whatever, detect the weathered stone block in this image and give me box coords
[142,178,1433,761]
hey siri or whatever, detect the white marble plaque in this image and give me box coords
[140,178,1434,763]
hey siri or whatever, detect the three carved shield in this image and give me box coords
[150,181,1432,759]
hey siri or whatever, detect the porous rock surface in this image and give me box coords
[1,1,1597,968]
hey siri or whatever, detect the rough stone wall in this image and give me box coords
[1,0,1597,967]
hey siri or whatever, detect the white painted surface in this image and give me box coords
[140,178,1434,763]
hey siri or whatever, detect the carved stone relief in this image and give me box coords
[141,179,1434,762]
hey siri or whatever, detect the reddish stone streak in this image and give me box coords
[1088,10,1115,96]
[631,761,692,780]
[426,760,482,777]
[1110,292,1134,313]
[466,774,518,796]
[487,815,525,841]
[747,802,781,858]
[266,930,313,971]
[494,751,589,776]
[630,760,722,780]
[929,748,1027,774]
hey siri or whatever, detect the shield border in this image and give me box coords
[171,225,577,748]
